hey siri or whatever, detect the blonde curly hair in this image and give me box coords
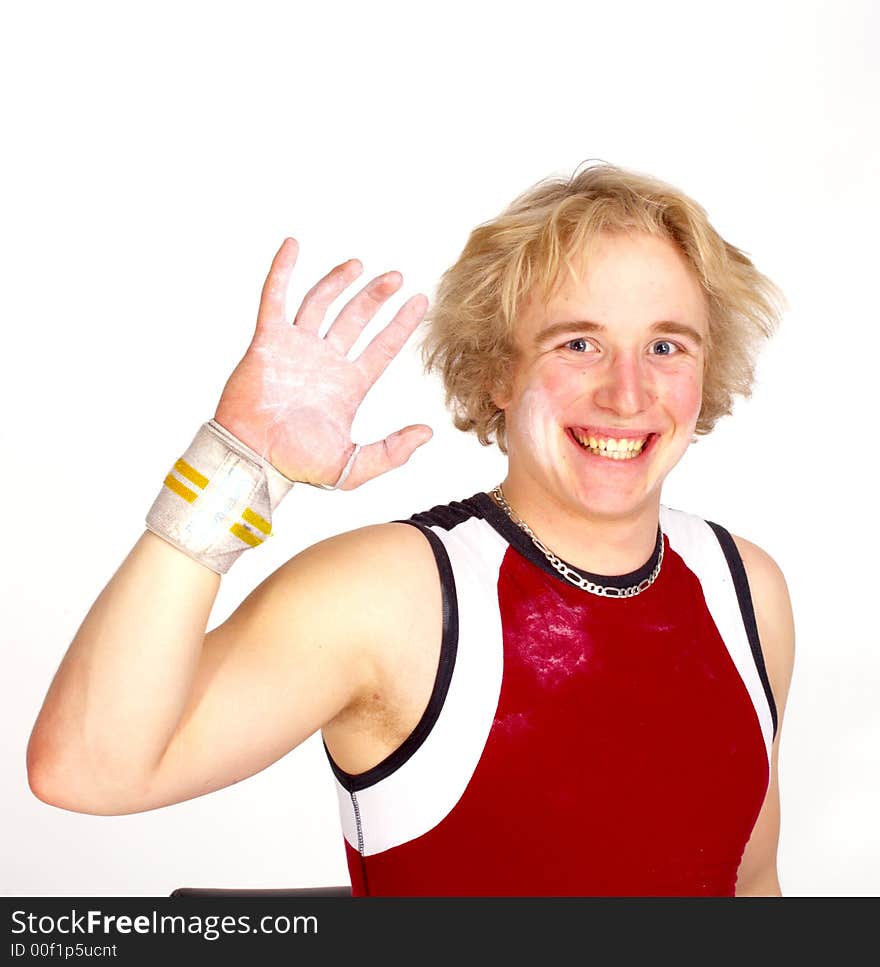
[422,161,785,452]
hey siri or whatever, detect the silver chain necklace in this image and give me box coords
[491,485,663,598]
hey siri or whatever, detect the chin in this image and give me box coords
[564,486,658,523]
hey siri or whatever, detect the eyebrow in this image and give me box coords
[533,320,705,347]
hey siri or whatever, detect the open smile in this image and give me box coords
[567,427,659,461]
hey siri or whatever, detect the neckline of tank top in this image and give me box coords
[468,491,664,591]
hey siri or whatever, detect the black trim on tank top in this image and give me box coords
[323,523,459,793]
[707,520,778,739]
[409,495,490,531]
[467,491,663,590]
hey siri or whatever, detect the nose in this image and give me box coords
[592,351,654,418]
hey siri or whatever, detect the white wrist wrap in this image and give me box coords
[145,420,295,574]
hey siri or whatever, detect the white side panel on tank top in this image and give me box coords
[333,517,508,856]
[659,505,774,761]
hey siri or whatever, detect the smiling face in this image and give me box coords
[498,230,709,535]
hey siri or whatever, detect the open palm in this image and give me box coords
[215,238,432,489]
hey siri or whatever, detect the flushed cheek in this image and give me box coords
[537,364,589,403]
[666,374,703,430]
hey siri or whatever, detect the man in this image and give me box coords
[27,162,794,896]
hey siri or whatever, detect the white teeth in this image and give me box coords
[572,431,651,459]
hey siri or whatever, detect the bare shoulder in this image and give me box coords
[250,520,440,636]
[331,519,435,565]
[275,521,444,774]
[280,519,437,591]
[298,518,442,658]
[730,534,796,713]
[210,519,441,675]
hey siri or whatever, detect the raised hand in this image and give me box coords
[214,238,433,490]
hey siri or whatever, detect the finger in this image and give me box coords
[339,425,433,490]
[354,293,429,384]
[255,237,299,336]
[324,271,403,356]
[293,258,364,333]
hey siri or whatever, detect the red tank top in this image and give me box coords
[326,493,776,896]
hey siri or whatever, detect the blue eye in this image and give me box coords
[566,338,591,353]
[651,340,677,356]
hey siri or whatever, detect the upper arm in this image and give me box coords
[137,522,437,812]
[732,535,796,896]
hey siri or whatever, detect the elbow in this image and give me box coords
[26,741,73,811]
[27,761,135,816]
[26,736,84,812]
[26,733,131,816]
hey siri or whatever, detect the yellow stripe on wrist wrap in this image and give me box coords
[145,420,295,574]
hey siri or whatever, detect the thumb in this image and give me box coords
[339,425,433,491]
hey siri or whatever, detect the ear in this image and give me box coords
[490,379,512,411]
[488,356,515,410]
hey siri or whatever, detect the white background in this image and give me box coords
[2,0,877,897]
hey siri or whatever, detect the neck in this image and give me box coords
[497,477,661,576]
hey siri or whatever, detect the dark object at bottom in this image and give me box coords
[170,886,352,897]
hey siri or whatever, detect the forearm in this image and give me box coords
[27,531,220,810]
